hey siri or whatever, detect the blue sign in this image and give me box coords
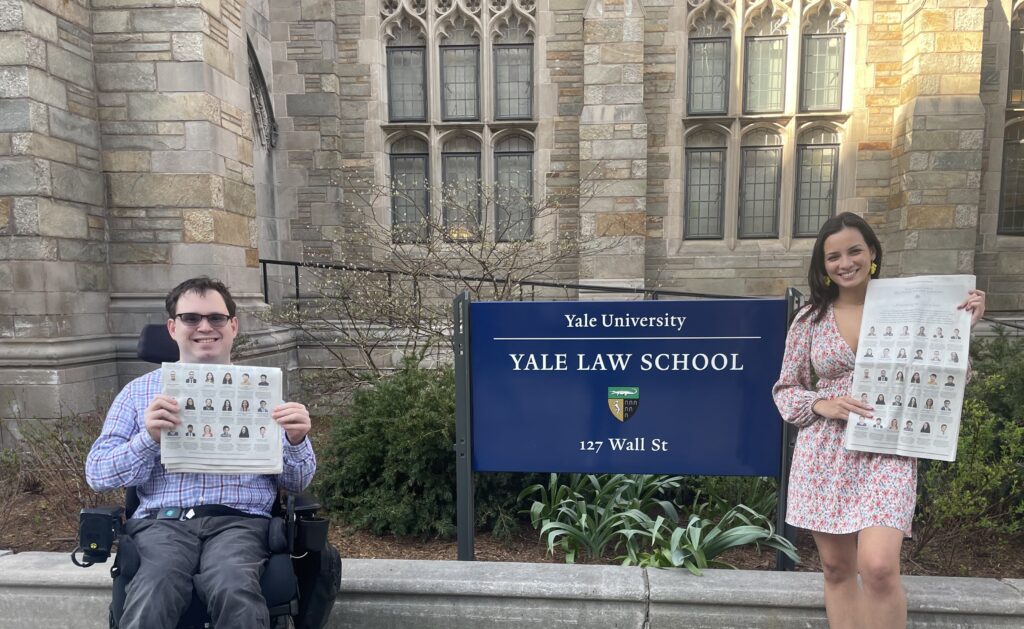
[468,299,787,476]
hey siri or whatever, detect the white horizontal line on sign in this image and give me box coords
[491,336,763,341]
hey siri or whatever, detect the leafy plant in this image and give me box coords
[0,448,21,537]
[618,505,799,575]
[679,476,778,524]
[523,473,683,563]
[316,360,537,537]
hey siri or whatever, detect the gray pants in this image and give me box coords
[120,515,271,629]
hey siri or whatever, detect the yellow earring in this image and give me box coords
[870,262,878,275]
[823,276,831,287]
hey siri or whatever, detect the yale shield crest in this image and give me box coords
[607,387,639,422]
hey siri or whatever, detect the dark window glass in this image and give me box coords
[390,149,429,242]
[801,35,843,111]
[745,37,786,113]
[684,148,726,238]
[739,147,782,238]
[795,144,839,237]
[441,46,480,120]
[688,39,729,115]
[1010,30,1024,106]
[1000,131,1024,235]
[387,48,426,122]
[495,136,533,241]
[494,45,532,119]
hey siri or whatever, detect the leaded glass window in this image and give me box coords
[494,18,532,119]
[684,131,726,239]
[745,37,786,113]
[442,136,482,238]
[801,7,844,112]
[390,137,430,242]
[1011,29,1024,107]
[795,128,839,237]
[1000,125,1024,235]
[494,135,533,241]
[440,20,479,121]
[386,25,426,122]
[688,39,729,115]
[739,131,782,238]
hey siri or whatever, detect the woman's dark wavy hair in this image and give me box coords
[804,212,882,322]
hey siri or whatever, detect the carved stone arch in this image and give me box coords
[740,122,785,142]
[801,0,852,33]
[436,5,483,43]
[382,0,427,17]
[247,37,277,149]
[438,128,484,147]
[686,0,737,36]
[683,124,730,146]
[492,0,536,14]
[386,130,432,149]
[491,127,536,146]
[796,121,843,143]
[489,0,536,42]
[382,3,428,43]
[744,0,792,36]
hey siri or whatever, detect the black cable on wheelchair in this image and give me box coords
[71,549,94,568]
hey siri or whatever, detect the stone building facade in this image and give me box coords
[1,0,1023,435]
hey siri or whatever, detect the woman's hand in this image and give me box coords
[812,396,874,422]
[958,289,986,329]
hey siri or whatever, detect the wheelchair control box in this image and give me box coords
[73,506,124,566]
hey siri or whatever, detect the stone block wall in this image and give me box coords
[0,0,116,439]
[886,2,986,279]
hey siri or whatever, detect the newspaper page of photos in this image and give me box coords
[845,275,975,462]
[160,363,284,474]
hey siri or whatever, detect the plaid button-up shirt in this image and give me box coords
[86,369,317,518]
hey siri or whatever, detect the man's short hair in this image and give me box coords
[165,276,237,318]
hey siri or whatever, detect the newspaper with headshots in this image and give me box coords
[845,275,975,462]
[160,363,284,474]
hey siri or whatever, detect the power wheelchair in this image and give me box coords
[73,324,340,629]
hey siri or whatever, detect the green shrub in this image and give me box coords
[913,333,1024,556]
[316,361,537,537]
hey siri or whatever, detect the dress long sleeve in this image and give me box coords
[773,309,826,428]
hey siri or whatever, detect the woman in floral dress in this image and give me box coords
[773,212,986,629]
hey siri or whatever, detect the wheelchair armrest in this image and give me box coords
[73,505,125,567]
[288,490,321,517]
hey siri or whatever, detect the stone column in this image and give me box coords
[0,0,113,438]
[93,0,265,369]
[888,3,985,276]
[578,0,647,297]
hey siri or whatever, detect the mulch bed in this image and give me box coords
[4,490,1022,579]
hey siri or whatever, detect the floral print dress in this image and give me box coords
[772,303,916,536]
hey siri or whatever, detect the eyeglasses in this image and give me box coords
[174,313,233,327]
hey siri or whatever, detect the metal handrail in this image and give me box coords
[258,257,748,309]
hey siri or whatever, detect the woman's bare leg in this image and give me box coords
[857,526,907,629]
[811,531,860,629]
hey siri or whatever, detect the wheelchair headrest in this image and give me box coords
[137,323,180,364]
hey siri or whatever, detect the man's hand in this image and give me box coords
[145,394,180,443]
[273,402,311,445]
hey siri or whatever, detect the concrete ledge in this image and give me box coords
[0,552,1022,628]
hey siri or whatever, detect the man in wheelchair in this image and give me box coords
[84,277,319,629]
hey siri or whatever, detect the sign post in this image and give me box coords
[454,292,474,561]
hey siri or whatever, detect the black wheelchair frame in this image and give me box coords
[73,324,340,629]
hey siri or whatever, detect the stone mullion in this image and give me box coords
[578,0,647,297]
